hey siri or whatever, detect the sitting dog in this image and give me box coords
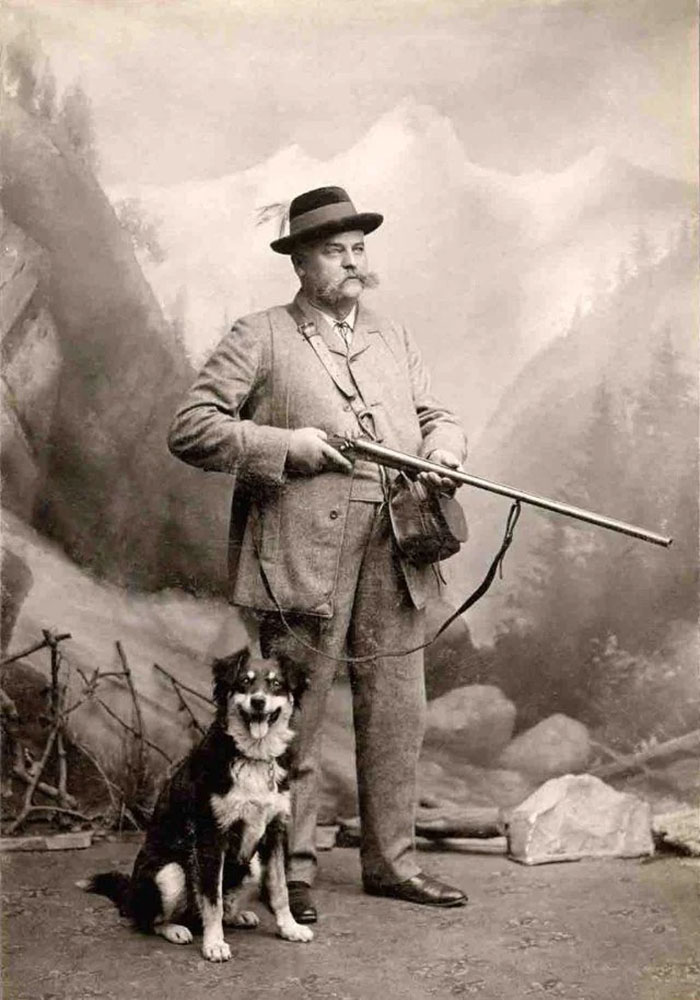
[79,647,312,961]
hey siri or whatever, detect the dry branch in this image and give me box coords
[74,664,172,763]
[3,630,166,838]
[591,729,700,779]
[339,806,506,846]
[56,730,69,803]
[590,737,654,778]
[12,742,77,809]
[3,632,77,834]
[92,693,172,763]
[0,632,72,669]
[70,738,142,831]
[115,641,146,781]
[153,662,207,737]
[153,662,214,706]
[48,655,71,807]
[7,724,59,834]
[21,804,93,823]
[69,739,118,813]
[171,679,206,736]
[415,805,505,840]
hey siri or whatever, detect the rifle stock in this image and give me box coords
[328,435,672,549]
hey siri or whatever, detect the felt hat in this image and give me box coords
[270,186,383,254]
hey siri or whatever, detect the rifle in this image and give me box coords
[328,435,672,549]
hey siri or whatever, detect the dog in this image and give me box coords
[79,647,313,961]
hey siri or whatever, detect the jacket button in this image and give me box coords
[329,509,340,520]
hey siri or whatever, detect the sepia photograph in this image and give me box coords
[1,1,698,997]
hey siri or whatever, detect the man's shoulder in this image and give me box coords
[231,302,295,331]
[358,302,407,346]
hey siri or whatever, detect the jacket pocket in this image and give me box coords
[240,475,351,617]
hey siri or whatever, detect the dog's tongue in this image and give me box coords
[250,719,269,740]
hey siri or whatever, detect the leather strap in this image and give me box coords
[254,500,522,663]
[427,500,521,645]
[287,301,379,441]
[288,301,356,398]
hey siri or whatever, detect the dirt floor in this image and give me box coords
[2,839,699,1000]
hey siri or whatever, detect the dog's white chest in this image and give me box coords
[211,760,288,858]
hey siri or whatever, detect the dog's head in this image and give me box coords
[212,647,307,749]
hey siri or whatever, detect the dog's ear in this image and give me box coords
[212,647,250,705]
[280,656,309,711]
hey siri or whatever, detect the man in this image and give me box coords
[168,186,467,923]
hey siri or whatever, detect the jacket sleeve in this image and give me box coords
[401,325,468,463]
[167,315,290,486]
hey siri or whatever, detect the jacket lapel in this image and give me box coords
[292,292,346,357]
[347,303,379,361]
[290,293,357,399]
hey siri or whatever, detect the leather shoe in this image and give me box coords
[287,881,317,924]
[363,872,467,907]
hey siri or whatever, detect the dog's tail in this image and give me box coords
[77,872,132,916]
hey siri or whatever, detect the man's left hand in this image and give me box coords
[419,450,463,493]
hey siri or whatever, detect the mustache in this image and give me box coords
[349,270,380,289]
[310,271,380,302]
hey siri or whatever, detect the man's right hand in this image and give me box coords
[285,427,353,475]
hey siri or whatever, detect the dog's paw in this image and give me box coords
[201,938,231,962]
[277,918,314,943]
[230,909,260,928]
[158,923,193,945]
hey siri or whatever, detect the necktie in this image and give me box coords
[334,321,352,350]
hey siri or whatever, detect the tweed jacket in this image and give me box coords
[168,293,467,617]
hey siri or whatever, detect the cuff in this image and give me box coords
[240,425,291,486]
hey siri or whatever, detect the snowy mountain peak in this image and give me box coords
[347,98,467,178]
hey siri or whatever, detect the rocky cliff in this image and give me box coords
[1,101,230,592]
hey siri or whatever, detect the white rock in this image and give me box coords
[498,713,591,778]
[652,809,700,857]
[425,685,516,764]
[508,773,654,864]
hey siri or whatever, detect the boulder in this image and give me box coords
[497,713,591,778]
[0,548,34,654]
[423,598,485,700]
[425,684,516,764]
[652,809,700,857]
[417,759,474,807]
[508,773,654,864]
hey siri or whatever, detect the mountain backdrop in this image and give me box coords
[1,65,696,748]
[464,229,698,740]
[108,99,694,438]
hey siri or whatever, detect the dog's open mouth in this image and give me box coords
[242,707,281,740]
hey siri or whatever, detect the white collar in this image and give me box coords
[308,301,357,332]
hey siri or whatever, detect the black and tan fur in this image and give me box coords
[80,648,312,961]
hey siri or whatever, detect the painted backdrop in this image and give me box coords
[1,0,697,758]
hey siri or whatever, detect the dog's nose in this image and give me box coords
[250,695,266,713]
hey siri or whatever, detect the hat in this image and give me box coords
[270,186,383,254]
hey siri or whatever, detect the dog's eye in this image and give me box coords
[268,677,282,691]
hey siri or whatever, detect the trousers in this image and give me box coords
[249,499,426,886]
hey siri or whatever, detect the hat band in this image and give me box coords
[288,201,358,237]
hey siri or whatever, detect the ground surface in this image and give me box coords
[2,840,699,1000]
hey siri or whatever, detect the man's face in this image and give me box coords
[294,230,369,310]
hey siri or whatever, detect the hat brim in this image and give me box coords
[270,212,383,254]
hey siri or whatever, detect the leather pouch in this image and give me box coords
[388,473,468,565]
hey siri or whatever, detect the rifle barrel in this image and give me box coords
[340,438,672,549]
